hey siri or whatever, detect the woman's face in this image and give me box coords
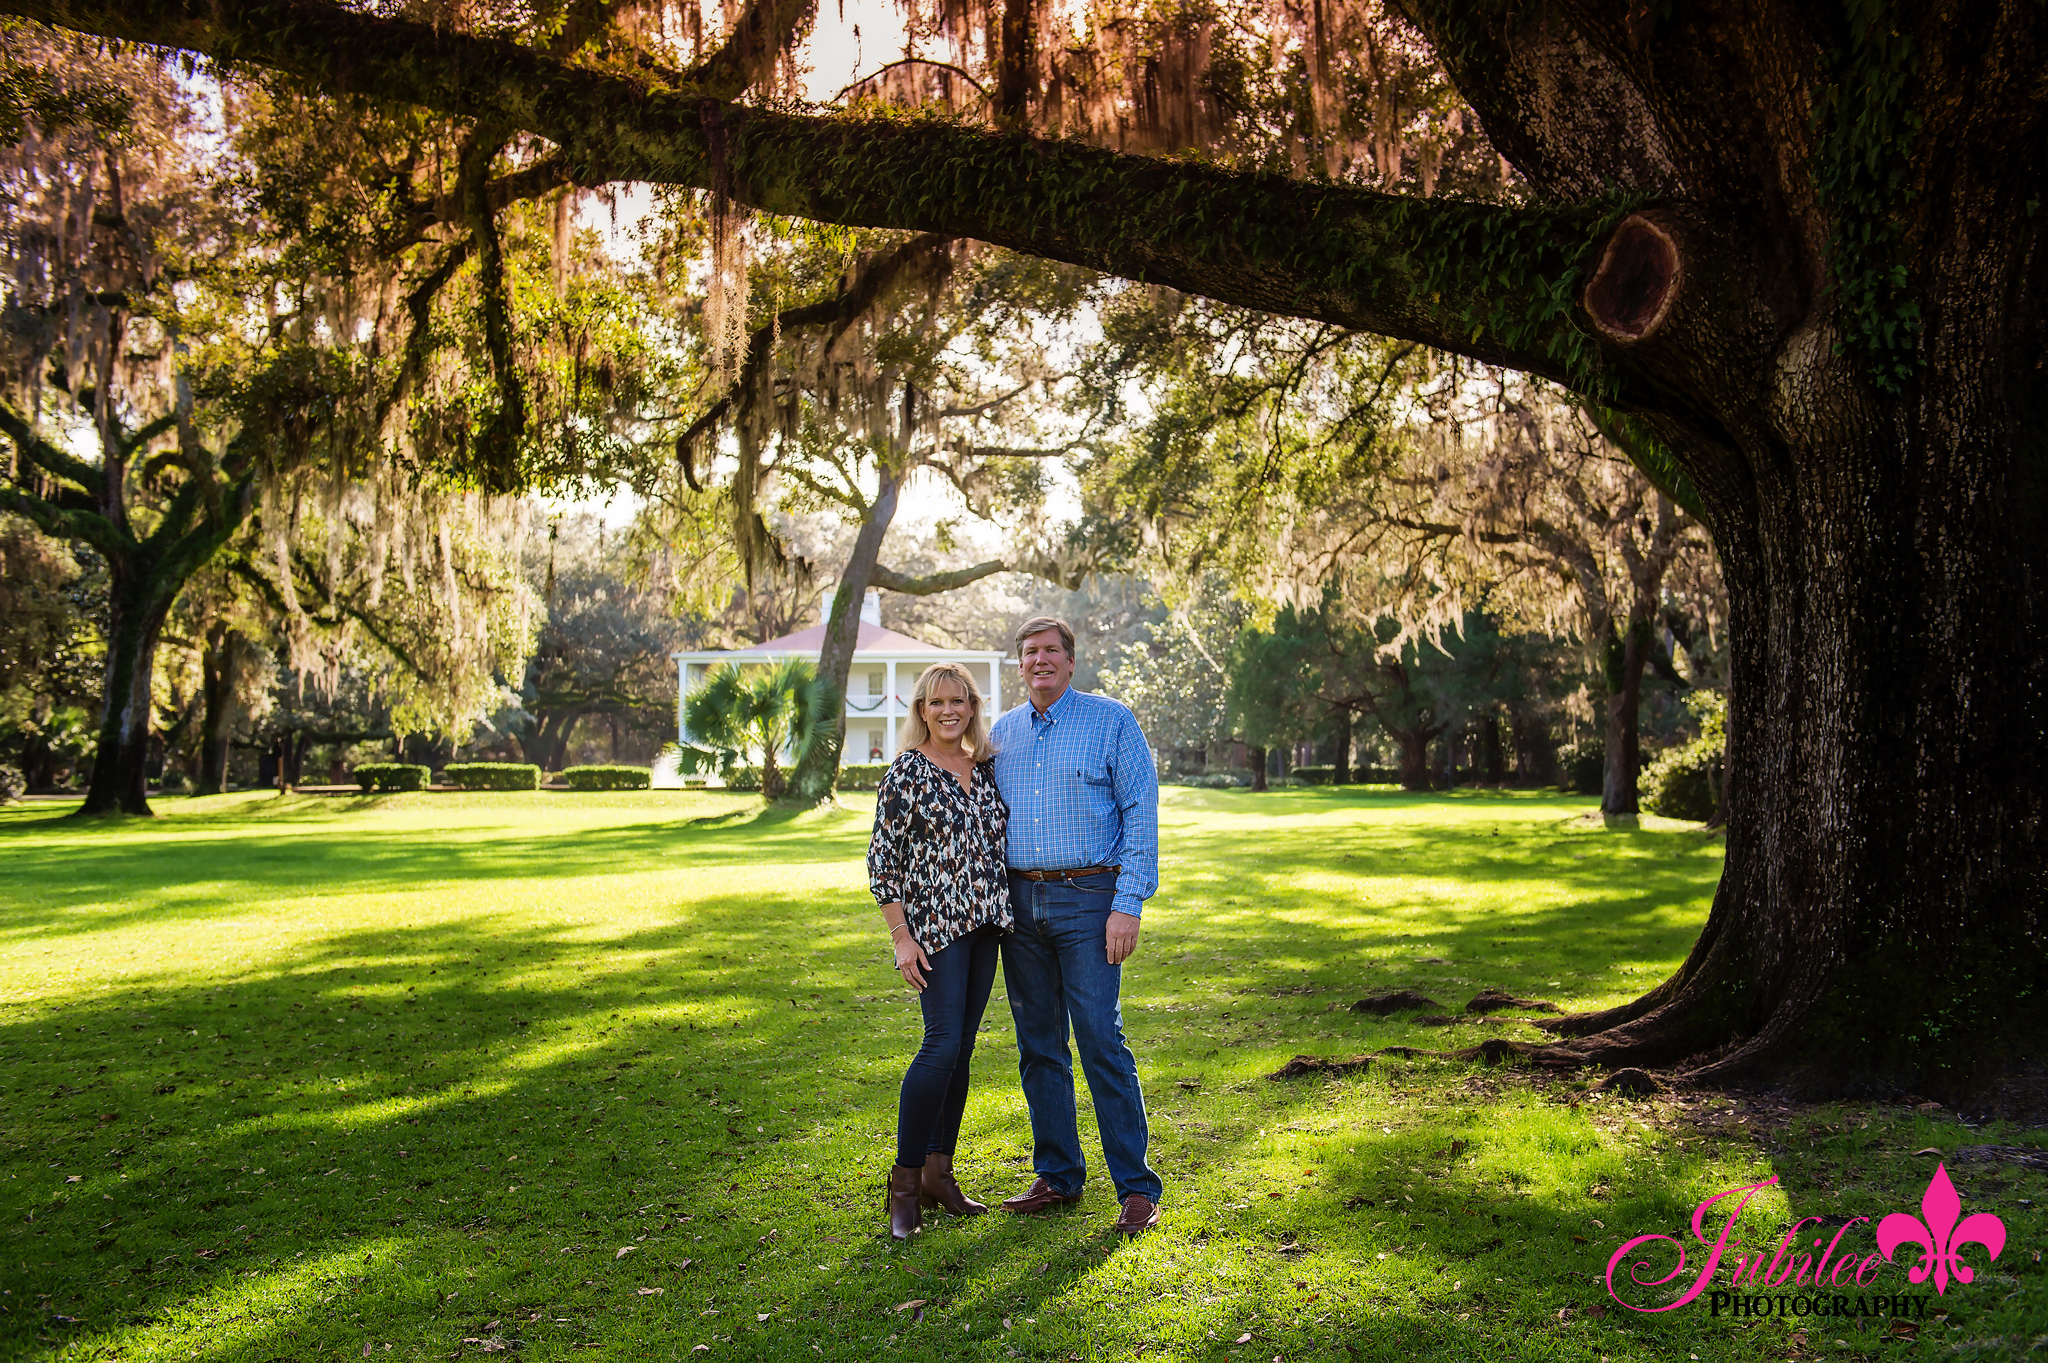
[923,681,973,744]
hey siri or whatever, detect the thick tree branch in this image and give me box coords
[870,560,1007,595]
[8,0,1614,384]
[0,398,107,496]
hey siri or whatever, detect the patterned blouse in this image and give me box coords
[867,749,1012,955]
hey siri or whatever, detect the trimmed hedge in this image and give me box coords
[443,762,541,791]
[354,763,429,792]
[1292,765,1334,785]
[835,763,891,792]
[724,766,762,793]
[563,764,651,791]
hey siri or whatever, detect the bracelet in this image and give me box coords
[889,923,911,936]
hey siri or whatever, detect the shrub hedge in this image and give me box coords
[1292,765,1335,785]
[443,762,541,791]
[353,763,429,792]
[1643,746,1718,821]
[1557,741,1605,795]
[724,766,762,793]
[563,765,651,791]
[835,763,891,791]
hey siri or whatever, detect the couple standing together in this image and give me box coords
[866,616,1162,1241]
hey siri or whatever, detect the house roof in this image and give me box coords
[740,620,951,654]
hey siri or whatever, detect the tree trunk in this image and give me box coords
[1248,744,1268,792]
[759,744,784,801]
[77,573,178,817]
[785,465,903,805]
[1600,620,1650,815]
[1331,708,1352,785]
[1391,730,1431,791]
[198,624,243,796]
[1480,714,1505,786]
[1538,368,2048,1093]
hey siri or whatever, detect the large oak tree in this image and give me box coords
[21,0,2043,1092]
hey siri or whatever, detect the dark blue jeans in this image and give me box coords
[895,924,1002,1169]
[1002,873,1162,1204]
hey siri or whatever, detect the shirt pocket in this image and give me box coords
[1073,758,1113,789]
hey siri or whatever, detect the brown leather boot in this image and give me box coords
[917,1151,988,1217]
[887,1164,924,1241]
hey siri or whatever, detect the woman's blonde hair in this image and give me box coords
[897,662,995,761]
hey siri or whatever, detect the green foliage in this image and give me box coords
[0,761,21,802]
[562,764,651,791]
[1292,764,1335,785]
[833,762,891,792]
[1812,0,1924,392]
[443,762,542,791]
[1643,690,1725,822]
[722,764,763,793]
[1558,740,1605,796]
[679,658,834,801]
[353,762,428,792]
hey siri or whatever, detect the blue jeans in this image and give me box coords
[1002,872,1162,1203]
[896,924,1002,1168]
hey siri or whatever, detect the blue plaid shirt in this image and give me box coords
[990,687,1159,918]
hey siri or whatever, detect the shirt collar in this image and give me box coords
[1030,685,1079,729]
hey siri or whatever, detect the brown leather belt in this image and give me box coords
[1009,865,1116,882]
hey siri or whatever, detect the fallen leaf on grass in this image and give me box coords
[756,1313,771,1321]
[692,1348,710,1355]
[1235,1333,1252,1345]
[637,1287,664,1296]
[614,1246,637,1260]
[1267,1191,1285,1199]
[894,1299,927,1312]
[1913,1147,1942,1157]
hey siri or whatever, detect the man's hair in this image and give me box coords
[1014,615,1076,659]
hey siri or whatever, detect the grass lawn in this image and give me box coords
[2,787,2042,1363]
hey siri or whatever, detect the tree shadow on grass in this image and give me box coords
[5,880,1809,1359]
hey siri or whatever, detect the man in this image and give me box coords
[989,616,1163,1235]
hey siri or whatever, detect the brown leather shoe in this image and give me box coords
[887,1164,923,1241]
[1111,1194,1159,1235]
[918,1151,988,1217]
[999,1177,1082,1215]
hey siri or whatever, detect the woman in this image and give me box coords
[866,661,1011,1240]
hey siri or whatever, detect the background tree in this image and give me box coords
[515,514,706,771]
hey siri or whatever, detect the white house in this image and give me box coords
[672,591,1007,764]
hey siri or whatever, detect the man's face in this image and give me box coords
[1018,629,1076,707]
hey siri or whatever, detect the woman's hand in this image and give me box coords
[894,930,932,991]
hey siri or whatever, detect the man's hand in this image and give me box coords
[1105,911,1141,965]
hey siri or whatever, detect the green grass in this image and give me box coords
[2,788,2042,1362]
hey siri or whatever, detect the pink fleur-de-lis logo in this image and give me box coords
[1876,1162,2006,1295]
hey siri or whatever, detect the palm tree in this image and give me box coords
[681,658,834,800]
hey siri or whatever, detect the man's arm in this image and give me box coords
[1107,708,1160,921]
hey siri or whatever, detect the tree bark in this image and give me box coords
[198,624,244,795]
[1391,729,1432,792]
[784,465,904,805]
[1331,708,1353,785]
[1248,743,1268,792]
[78,569,179,816]
[1600,620,1650,815]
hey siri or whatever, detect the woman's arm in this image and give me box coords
[867,764,932,990]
